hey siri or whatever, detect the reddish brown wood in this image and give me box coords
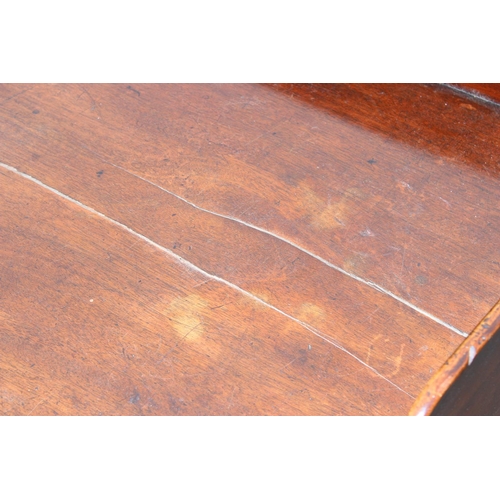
[0,84,499,415]
[0,84,498,335]
[410,300,500,416]
[0,166,413,415]
[446,84,500,106]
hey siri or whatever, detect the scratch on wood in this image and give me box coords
[27,398,46,416]
[78,85,101,119]
[193,279,212,288]
[441,83,500,110]
[438,196,451,208]
[127,85,141,97]
[0,160,416,397]
[74,147,467,338]
[280,357,298,373]
[158,321,203,364]
[391,345,405,376]
[0,86,34,106]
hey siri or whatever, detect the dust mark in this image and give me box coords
[415,275,428,285]
[164,294,208,342]
[129,390,140,404]
[360,228,375,237]
[391,344,405,376]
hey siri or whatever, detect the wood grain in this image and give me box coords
[410,299,500,416]
[0,166,413,415]
[446,84,500,107]
[0,84,498,335]
[0,83,498,415]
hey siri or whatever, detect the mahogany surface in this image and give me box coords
[411,300,500,416]
[447,83,500,106]
[1,84,499,415]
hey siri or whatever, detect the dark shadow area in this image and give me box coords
[432,321,500,415]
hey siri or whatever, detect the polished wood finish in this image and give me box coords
[0,166,412,415]
[1,83,498,334]
[410,300,500,416]
[1,84,499,415]
[446,84,500,106]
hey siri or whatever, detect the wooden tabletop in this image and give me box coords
[1,84,499,415]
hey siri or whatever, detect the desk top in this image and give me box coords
[1,84,499,415]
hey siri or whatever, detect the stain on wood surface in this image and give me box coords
[0,83,497,334]
[0,83,499,415]
[1,167,414,415]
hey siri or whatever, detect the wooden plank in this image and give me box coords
[410,300,500,416]
[0,147,461,408]
[0,84,498,336]
[446,84,500,106]
[0,85,467,399]
[0,166,414,415]
[1,83,498,415]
